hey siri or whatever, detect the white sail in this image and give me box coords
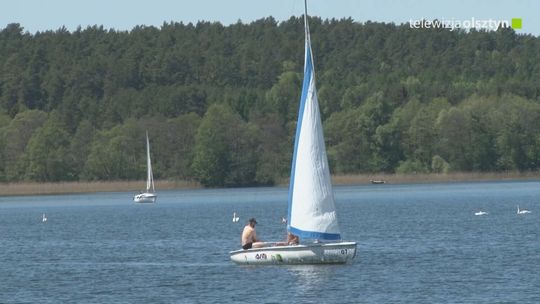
[287,1,341,241]
[145,131,154,193]
[134,131,157,203]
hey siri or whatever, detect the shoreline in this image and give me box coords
[0,180,200,197]
[1,172,539,196]
[328,171,540,186]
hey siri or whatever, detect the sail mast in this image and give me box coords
[304,0,309,43]
[303,0,314,74]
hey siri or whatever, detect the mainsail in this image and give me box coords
[287,1,341,241]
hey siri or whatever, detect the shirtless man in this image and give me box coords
[241,218,265,250]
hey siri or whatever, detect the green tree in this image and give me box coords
[374,99,422,172]
[436,107,473,171]
[192,103,259,187]
[496,95,540,171]
[25,112,73,181]
[264,70,301,124]
[252,113,290,185]
[325,92,392,173]
[149,113,201,180]
[404,98,450,169]
[0,110,48,180]
[431,155,450,173]
[83,119,141,180]
[68,120,95,179]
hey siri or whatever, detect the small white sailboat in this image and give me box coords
[517,205,531,214]
[474,211,488,216]
[230,1,357,265]
[134,131,157,203]
[233,212,240,223]
[42,213,47,222]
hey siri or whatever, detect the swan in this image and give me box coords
[42,213,47,222]
[232,212,239,223]
[474,211,488,216]
[517,206,531,214]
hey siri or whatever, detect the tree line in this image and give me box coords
[0,18,539,187]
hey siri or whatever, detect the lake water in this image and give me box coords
[0,181,539,303]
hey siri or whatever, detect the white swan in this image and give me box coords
[42,213,47,222]
[232,212,239,223]
[517,206,531,214]
[474,211,488,216]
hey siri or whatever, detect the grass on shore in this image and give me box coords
[330,171,540,185]
[0,180,199,196]
[277,171,540,186]
[1,172,539,196]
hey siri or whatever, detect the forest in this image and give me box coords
[0,17,539,187]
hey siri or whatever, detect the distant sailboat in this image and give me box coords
[233,212,240,223]
[42,213,47,222]
[230,0,356,265]
[134,131,157,203]
[517,205,531,214]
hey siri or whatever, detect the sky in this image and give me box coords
[1,0,539,36]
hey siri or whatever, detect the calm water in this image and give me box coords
[1,181,539,303]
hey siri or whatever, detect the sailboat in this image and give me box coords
[230,1,357,265]
[133,131,157,203]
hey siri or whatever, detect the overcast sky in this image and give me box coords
[1,0,538,36]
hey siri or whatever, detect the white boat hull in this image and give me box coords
[133,193,157,203]
[230,242,357,265]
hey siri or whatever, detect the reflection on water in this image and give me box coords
[288,265,338,296]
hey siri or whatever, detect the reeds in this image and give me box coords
[1,172,539,196]
[0,180,200,196]
[277,171,540,186]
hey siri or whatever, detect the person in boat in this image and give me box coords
[276,232,300,246]
[241,218,264,250]
[287,232,299,245]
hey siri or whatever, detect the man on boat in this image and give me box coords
[241,218,264,250]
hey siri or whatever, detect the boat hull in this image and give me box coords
[133,193,157,203]
[230,242,357,265]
